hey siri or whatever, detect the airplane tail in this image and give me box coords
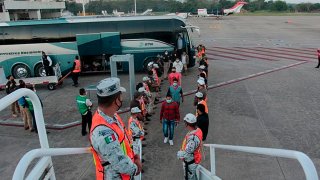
[223,1,248,15]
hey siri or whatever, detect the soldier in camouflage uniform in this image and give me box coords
[177,113,203,180]
[90,77,142,180]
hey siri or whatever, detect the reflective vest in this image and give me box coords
[143,82,150,93]
[181,128,203,164]
[138,97,146,116]
[76,95,89,115]
[128,116,144,141]
[196,100,208,116]
[73,59,81,73]
[90,112,134,180]
[152,68,160,86]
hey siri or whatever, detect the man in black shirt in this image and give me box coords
[41,51,53,76]
[196,104,209,141]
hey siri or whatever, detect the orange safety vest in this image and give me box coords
[128,116,144,141]
[152,68,160,86]
[138,97,146,116]
[90,112,134,180]
[143,82,150,93]
[181,128,203,164]
[73,59,81,73]
[196,100,208,116]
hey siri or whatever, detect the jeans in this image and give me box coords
[162,119,175,140]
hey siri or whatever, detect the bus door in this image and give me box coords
[100,32,122,71]
[76,33,103,73]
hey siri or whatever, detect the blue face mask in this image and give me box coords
[173,82,178,87]
[166,99,172,103]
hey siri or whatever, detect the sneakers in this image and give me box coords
[169,140,174,146]
[164,137,168,143]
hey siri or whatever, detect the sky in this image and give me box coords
[277,0,319,3]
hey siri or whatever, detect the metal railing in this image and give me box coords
[0,88,56,180]
[198,144,319,180]
[1,89,142,180]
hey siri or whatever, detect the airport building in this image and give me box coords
[0,0,65,22]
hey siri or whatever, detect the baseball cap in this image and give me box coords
[96,77,126,97]
[143,76,150,81]
[138,87,147,93]
[148,62,154,67]
[195,92,203,98]
[184,113,197,123]
[197,78,205,85]
[131,107,142,114]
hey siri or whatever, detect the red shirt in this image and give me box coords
[160,101,180,121]
[168,72,182,86]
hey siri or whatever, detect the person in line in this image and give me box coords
[196,104,209,141]
[76,88,93,136]
[198,65,207,78]
[160,93,180,146]
[168,67,182,86]
[5,75,20,117]
[72,55,81,87]
[130,92,150,122]
[177,113,203,180]
[163,50,171,80]
[316,49,320,68]
[147,69,160,103]
[195,92,208,116]
[18,80,33,131]
[90,77,142,179]
[167,78,184,106]
[142,76,154,114]
[41,51,53,76]
[193,79,207,106]
[173,58,184,74]
[128,107,145,154]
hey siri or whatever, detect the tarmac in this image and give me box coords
[1,16,320,179]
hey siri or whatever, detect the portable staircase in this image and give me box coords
[0,89,318,180]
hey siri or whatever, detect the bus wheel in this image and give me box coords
[143,57,157,72]
[35,64,46,77]
[47,83,56,90]
[12,64,31,79]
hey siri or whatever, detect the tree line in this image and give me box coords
[65,0,320,15]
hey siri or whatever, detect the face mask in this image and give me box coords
[165,52,168,55]
[173,82,178,86]
[166,99,172,103]
[115,97,123,110]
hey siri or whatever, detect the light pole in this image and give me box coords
[134,0,137,16]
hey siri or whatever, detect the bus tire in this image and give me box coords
[12,64,31,79]
[47,83,56,90]
[143,57,157,72]
[34,63,46,77]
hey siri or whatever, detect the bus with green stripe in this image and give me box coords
[0,16,198,78]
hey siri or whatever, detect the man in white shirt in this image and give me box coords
[173,58,183,73]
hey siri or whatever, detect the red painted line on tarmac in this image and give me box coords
[205,52,248,61]
[206,48,278,61]
[253,47,316,60]
[277,48,316,55]
[210,47,309,62]
[207,61,308,90]
[281,47,315,53]
[0,61,308,130]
